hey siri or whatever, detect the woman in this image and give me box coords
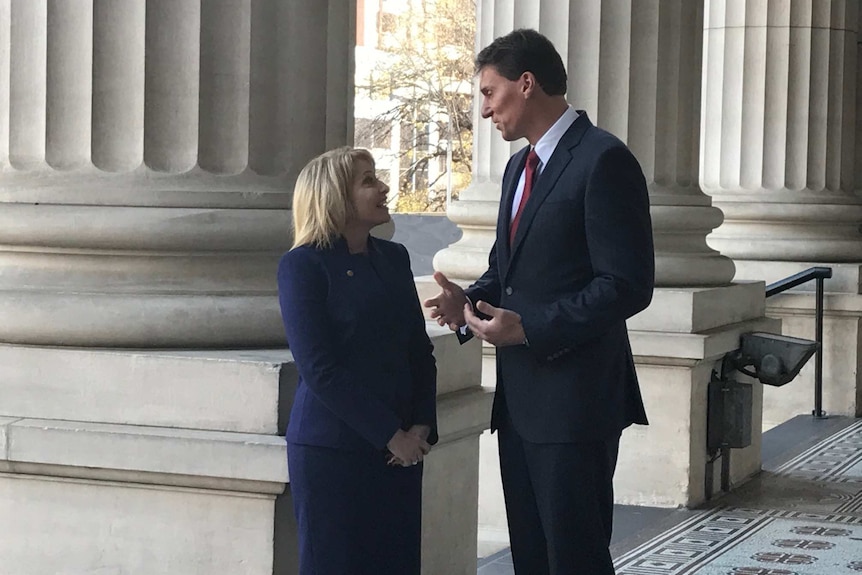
[277,146,437,575]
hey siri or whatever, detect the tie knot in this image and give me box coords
[526,149,539,171]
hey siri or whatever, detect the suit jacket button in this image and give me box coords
[505,286,513,296]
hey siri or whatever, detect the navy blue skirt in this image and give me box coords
[287,442,423,575]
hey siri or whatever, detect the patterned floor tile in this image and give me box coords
[776,421,862,484]
[615,508,862,574]
[477,418,862,574]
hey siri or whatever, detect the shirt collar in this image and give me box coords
[532,106,579,168]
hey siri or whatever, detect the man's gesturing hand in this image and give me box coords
[463,300,527,347]
[423,271,467,331]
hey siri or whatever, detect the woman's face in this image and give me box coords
[348,157,390,230]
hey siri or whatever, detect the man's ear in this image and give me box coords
[520,71,537,98]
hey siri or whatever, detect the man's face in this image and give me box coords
[479,66,528,142]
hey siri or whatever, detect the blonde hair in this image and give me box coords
[291,146,375,250]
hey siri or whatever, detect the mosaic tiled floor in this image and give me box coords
[478,419,862,575]
[775,420,862,485]
[614,507,862,574]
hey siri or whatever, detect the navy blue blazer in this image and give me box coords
[278,236,438,452]
[465,112,654,443]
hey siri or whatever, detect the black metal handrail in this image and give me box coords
[765,266,832,418]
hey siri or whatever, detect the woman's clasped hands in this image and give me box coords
[386,425,432,467]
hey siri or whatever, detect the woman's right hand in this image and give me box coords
[386,429,431,467]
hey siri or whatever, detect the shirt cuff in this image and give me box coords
[459,295,475,334]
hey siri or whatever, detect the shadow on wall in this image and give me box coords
[391,214,462,277]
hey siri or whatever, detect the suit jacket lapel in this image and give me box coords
[506,112,592,270]
[497,147,529,277]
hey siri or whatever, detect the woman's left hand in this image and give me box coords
[387,425,432,467]
[407,424,431,442]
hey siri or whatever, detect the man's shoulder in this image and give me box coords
[581,123,628,152]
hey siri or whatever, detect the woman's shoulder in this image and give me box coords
[370,236,408,258]
[278,244,330,273]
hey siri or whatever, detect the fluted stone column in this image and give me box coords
[0,4,490,575]
[559,0,764,508]
[0,0,355,347]
[432,0,522,280]
[434,0,734,286]
[702,0,861,261]
[570,0,735,286]
[701,0,862,425]
[436,4,768,544]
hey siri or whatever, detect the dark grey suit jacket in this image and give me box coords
[464,111,654,443]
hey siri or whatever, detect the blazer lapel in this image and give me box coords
[506,112,593,267]
[497,146,530,275]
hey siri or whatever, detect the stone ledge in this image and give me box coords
[0,418,287,493]
[436,387,494,445]
[734,261,862,295]
[766,292,862,314]
[628,282,766,333]
[630,317,781,360]
[0,416,13,459]
[0,325,476,435]
[0,345,286,433]
[427,323,483,395]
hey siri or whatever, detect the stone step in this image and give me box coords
[0,323,475,435]
[0,416,287,494]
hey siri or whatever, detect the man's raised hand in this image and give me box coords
[423,271,467,331]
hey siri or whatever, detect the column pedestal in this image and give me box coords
[0,0,357,347]
[622,284,778,506]
[0,325,490,575]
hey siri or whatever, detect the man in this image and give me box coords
[424,29,654,574]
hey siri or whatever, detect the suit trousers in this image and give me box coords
[497,409,620,575]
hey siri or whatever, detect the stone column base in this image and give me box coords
[0,324,489,575]
[622,282,777,507]
[734,261,862,427]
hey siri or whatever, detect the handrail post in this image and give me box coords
[766,266,831,419]
[814,276,825,418]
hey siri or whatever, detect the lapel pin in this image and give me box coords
[346,270,354,277]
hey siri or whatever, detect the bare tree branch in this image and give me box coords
[355,0,475,212]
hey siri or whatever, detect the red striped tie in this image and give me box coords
[509,149,540,246]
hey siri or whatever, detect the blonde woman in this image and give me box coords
[277,147,437,575]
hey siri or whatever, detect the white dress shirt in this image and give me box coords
[509,106,580,222]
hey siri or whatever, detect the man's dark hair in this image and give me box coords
[475,29,567,96]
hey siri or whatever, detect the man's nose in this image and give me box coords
[481,103,492,119]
